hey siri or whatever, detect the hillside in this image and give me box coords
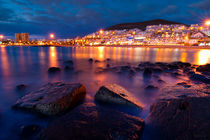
[105,19,188,31]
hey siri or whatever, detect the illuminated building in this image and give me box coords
[15,33,29,43]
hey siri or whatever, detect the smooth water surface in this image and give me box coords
[0,46,209,139]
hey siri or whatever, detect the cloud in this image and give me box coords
[159,5,179,15]
[0,1,16,22]
[190,0,210,11]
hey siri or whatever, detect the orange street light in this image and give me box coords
[50,33,55,39]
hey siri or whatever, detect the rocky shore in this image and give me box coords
[11,60,210,139]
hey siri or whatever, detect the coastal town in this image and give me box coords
[0,19,210,47]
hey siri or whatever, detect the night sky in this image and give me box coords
[0,0,209,39]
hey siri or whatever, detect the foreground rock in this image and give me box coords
[13,82,86,115]
[147,85,210,140]
[95,84,143,110]
[148,97,210,140]
[40,103,145,140]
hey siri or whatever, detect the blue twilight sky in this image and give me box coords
[0,0,209,39]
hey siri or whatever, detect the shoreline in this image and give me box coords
[3,44,210,49]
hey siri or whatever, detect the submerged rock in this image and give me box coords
[88,58,93,63]
[147,97,210,140]
[13,82,86,115]
[64,65,74,71]
[40,103,145,140]
[48,67,61,73]
[16,84,27,91]
[95,84,143,110]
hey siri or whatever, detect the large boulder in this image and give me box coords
[95,84,143,110]
[147,85,210,139]
[147,97,210,140]
[40,103,145,140]
[13,82,86,115]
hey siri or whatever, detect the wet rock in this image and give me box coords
[16,84,27,91]
[13,82,86,115]
[147,97,210,140]
[40,103,145,140]
[88,58,93,63]
[20,124,40,139]
[48,67,61,73]
[196,64,210,73]
[190,73,210,84]
[143,68,152,78]
[145,85,159,91]
[177,82,191,88]
[158,85,210,100]
[95,84,143,110]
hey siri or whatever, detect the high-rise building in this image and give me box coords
[15,33,29,43]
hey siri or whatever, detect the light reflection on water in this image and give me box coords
[0,46,209,139]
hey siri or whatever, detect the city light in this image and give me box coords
[99,29,104,34]
[50,34,55,39]
[0,35,4,39]
[205,20,210,26]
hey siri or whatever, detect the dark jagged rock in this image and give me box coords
[143,68,152,78]
[20,124,40,139]
[147,97,210,140]
[106,58,111,61]
[95,84,143,110]
[16,84,27,91]
[196,64,210,73]
[40,103,145,140]
[13,82,86,115]
[48,67,61,73]
[190,73,210,84]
